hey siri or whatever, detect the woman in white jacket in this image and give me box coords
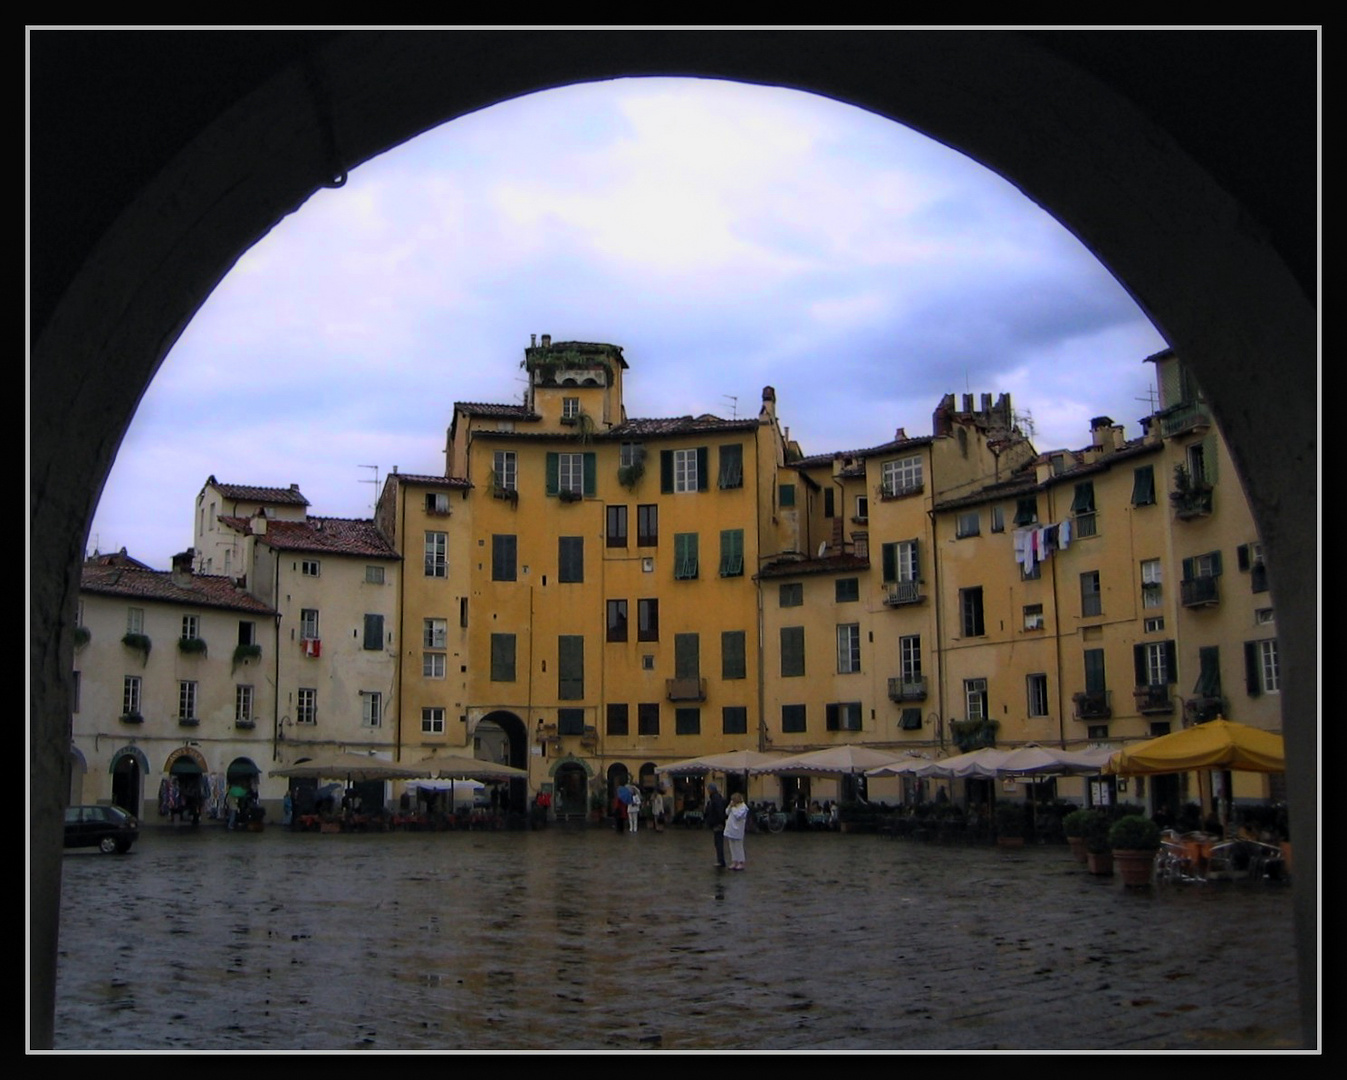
[724,792,751,870]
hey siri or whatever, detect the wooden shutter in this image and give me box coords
[721,630,746,680]
[583,452,597,496]
[491,633,516,682]
[558,636,584,699]
[781,626,805,677]
[545,452,559,495]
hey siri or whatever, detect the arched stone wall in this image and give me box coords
[29,30,1316,1048]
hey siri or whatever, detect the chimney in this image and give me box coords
[541,334,551,348]
[894,427,906,442]
[250,512,267,536]
[1090,416,1114,450]
[531,334,537,347]
[171,549,194,586]
[962,393,974,413]
[932,394,954,438]
[980,393,992,414]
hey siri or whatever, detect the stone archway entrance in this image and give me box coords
[477,711,529,815]
[28,32,1318,1047]
[550,757,592,822]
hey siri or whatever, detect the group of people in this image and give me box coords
[612,782,670,833]
[704,783,751,870]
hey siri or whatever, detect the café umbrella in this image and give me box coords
[269,752,430,784]
[1104,719,1285,775]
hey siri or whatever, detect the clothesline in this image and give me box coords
[1012,519,1071,575]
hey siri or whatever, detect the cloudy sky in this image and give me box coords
[89,78,1167,570]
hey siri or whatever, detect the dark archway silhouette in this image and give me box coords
[30,30,1317,1048]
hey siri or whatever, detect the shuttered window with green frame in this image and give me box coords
[719,529,744,577]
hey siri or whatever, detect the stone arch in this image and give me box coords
[30,31,1317,1047]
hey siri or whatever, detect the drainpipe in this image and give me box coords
[271,550,282,761]
[395,478,406,762]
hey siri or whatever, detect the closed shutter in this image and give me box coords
[721,630,746,680]
[490,633,516,682]
[559,537,583,582]
[674,633,700,680]
[545,452,559,495]
[558,636,584,699]
[781,626,805,677]
[583,452,597,496]
[363,614,383,651]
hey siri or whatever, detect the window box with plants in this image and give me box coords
[119,712,144,725]
[122,632,152,663]
[1108,814,1162,887]
[232,643,262,671]
[1170,463,1213,519]
[178,636,208,657]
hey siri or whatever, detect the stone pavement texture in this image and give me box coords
[51,823,1310,1051]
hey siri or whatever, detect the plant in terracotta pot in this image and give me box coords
[1108,814,1162,887]
[1081,809,1114,875]
[1062,808,1093,863]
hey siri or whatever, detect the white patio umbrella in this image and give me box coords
[655,750,787,775]
[748,745,913,777]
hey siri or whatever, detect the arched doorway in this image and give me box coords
[68,746,87,807]
[477,711,529,815]
[165,748,210,824]
[28,33,1318,1048]
[550,757,591,822]
[109,747,148,818]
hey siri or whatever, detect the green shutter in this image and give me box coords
[781,626,805,677]
[719,529,743,577]
[882,542,897,584]
[1132,465,1156,506]
[674,633,700,679]
[491,633,516,682]
[675,533,698,579]
[583,452,597,496]
[1071,482,1095,513]
[1195,646,1221,697]
[779,483,795,508]
[558,636,584,699]
[722,630,746,680]
[1084,648,1106,693]
[545,452,559,495]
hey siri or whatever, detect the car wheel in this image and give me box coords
[99,836,118,854]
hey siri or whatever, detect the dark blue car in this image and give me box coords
[64,805,139,854]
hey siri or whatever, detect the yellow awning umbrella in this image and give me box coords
[1105,718,1285,775]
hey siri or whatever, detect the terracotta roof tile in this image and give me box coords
[81,566,275,614]
[246,517,400,558]
[755,553,871,580]
[208,479,310,506]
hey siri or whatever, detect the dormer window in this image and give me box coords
[562,397,580,421]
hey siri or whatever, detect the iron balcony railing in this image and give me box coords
[1072,689,1112,720]
[666,677,707,702]
[883,580,924,607]
[888,676,928,702]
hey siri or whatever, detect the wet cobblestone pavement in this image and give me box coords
[53,824,1307,1051]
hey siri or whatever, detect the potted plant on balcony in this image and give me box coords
[1170,463,1213,518]
[1062,807,1093,863]
[1082,809,1114,875]
[1108,814,1162,887]
[122,631,152,665]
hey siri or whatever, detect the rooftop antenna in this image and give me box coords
[1135,387,1159,413]
[359,465,380,515]
[1013,408,1036,439]
[722,394,738,419]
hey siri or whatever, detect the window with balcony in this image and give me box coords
[1181,551,1222,606]
[1238,541,1269,593]
[964,678,988,721]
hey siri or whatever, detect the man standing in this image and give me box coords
[705,783,728,867]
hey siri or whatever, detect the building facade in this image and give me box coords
[73,341,1281,821]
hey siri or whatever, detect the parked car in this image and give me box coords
[64,804,139,853]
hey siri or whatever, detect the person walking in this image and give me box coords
[724,792,750,870]
[650,787,667,833]
[705,783,728,867]
[627,783,642,833]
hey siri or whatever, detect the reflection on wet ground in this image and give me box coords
[54,825,1304,1050]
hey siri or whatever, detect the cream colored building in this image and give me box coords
[72,549,277,820]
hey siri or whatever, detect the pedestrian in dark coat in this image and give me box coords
[705,783,728,867]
